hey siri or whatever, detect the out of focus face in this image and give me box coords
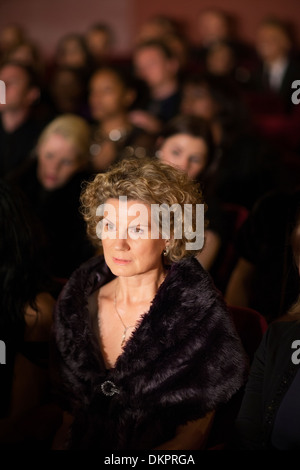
[159,133,208,180]
[37,133,81,190]
[197,12,229,44]
[89,70,131,121]
[57,39,86,68]
[256,25,290,62]
[101,198,166,277]
[86,30,110,59]
[134,46,176,88]
[0,64,36,110]
[180,83,217,121]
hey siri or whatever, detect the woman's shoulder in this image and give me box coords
[24,292,56,342]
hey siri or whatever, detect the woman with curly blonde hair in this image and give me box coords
[52,157,247,450]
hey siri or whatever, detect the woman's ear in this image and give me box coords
[124,88,137,109]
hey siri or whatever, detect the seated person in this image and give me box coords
[8,114,95,279]
[0,60,44,178]
[225,189,300,323]
[51,157,248,450]
[155,114,227,275]
[130,39,182,134]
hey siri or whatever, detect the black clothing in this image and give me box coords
[9,159,95,279]
[0,116,45,178]
[52,255,248,450]
[235,319,300,449]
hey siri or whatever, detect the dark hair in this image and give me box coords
[259,16,293,43]
[0,179,49,342]
[0,59,41,89]
[135,38,176,60]
[158,114,216,172]
[87,23,114,43]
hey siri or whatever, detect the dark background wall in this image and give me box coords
[0,0,299,58]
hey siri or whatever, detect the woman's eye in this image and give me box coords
[62,160,73,166]
[104,222,115,231]
[171,149,180,157]
[129,226,144,234]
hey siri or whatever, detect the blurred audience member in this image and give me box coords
[8,114,95,279]
[193,8,254,68]
[0,24,26,59]
[85,23,114,67]
[135,15,179,44]
[130,39,181,134]
[6,39,45,78]
[156,114,226,273]
[89,65,155,171]
[180,73,282,209]
[0,61,44,178]
[235,190,300,449]
[54,33,93,76]
[0,179,58,449]
[253,17,300,112]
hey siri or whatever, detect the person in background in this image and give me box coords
[225,189,300,324]
[0,179,59,449]
[135,15,179,45]
[235,190,300,449]
[51,157,248,450]
[54,33,93,79]
[155,114,226,273]
[48,66,89,118]
[252,17,300,113]
[85,23,114,67]
[8,114,95,279]
[180,73,282,210]
[0,60,44,178]
[88,65,155,172]
[130,39,181,134]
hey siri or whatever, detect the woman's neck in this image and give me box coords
[115,265,167,305]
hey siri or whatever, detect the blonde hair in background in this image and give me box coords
[37,114,91,165]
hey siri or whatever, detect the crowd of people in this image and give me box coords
[0,7,300,450]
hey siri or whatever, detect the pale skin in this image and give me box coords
[37,133,83,191]
[158,133,221,271]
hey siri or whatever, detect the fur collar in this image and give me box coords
[53,255,248,449]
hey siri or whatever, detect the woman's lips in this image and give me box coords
[112,257,132,265]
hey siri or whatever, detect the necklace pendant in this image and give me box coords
[121,331,126,346]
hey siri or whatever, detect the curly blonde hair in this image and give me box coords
[80,157,206,262]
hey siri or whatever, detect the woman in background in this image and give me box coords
[9,114,95,279]
[156,114,227,274]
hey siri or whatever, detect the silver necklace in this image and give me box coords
[114,289,135,346]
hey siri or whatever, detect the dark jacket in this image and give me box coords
[235,319,300,449]
[52,255,248,450]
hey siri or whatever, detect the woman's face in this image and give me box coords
[37,133,82,190]
[159,133,208,180]
[101,198,166,278]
